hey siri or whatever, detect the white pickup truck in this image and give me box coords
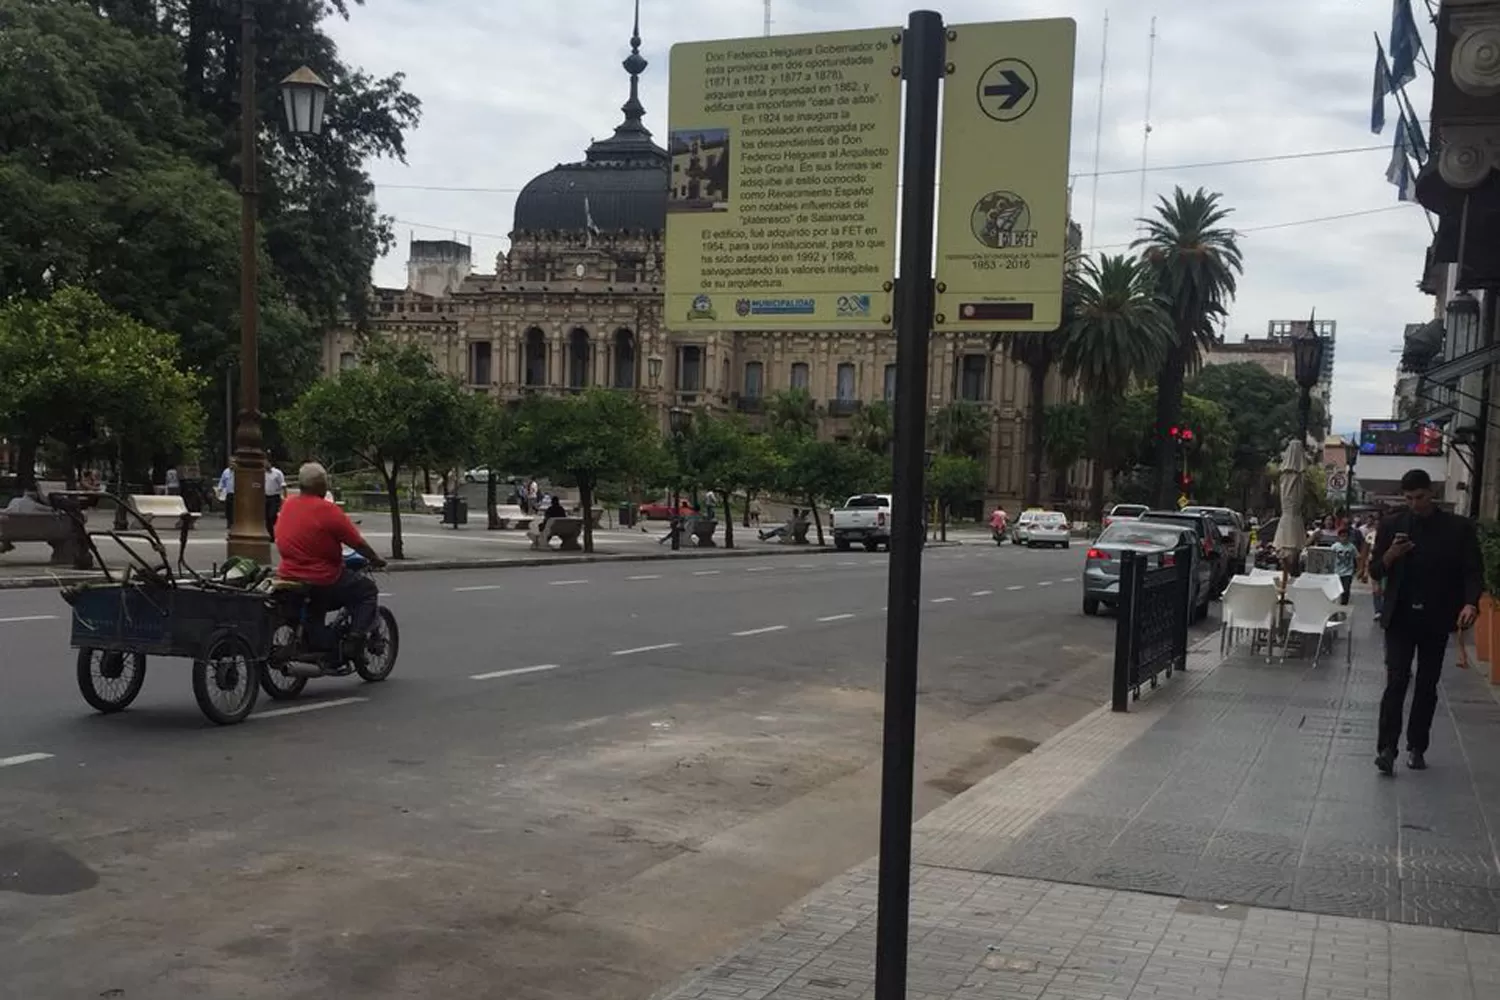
[830,493,892,551]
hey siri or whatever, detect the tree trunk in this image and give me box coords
[487,471,499,529]
[422,467,432,494]
[721,491,735,549]
[809,498,825,546]
[1153,346,1187,509]
[742,490,753,528]
[580,478,595,553]
[939,502,948,541]
[383,468,405,559]
[16,438,38,492]
[1025,363,1047,507]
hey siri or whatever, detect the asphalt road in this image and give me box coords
[0,542,1200,999]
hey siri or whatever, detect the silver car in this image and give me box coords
[1082,520,1212,619]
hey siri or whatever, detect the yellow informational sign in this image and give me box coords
[665,29,902,331]
[933,19,1077,333]
[1177,494,1190,510]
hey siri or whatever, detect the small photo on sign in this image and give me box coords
[668,127,731,213]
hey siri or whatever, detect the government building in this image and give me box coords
[323,19,1088,513]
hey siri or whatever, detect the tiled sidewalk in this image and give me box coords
[656,621,1500,1000]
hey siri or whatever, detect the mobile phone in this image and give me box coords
[1394,532,1410,544]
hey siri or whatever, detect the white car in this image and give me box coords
[1014,510,1070,548]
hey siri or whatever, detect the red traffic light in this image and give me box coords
[1181,428,1195,442]
[1168,426,1181,438]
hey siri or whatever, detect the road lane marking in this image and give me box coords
[818,614,856,622]
[746,566,775,573]
[931,597,956,604]
[626,574,662,581]
[971,590,994,596]
[1061,577,1077,583]
[612,642,681,656]
[0,753,53,768]
[549,579,589,586]
[693,570,720,577]
[0,615,59,624]
[1038,581,1054,587]
[1006,585,1025,591]
[454,584,504,592]
[796,564,816,569]
[837,560,858,566]
[732,625,788,636]
[471,664,560,681]
[254,697,367,720]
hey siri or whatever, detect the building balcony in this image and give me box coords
[735,395,764,413]
[827,399,863,417]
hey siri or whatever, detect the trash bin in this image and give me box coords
[442,495,468,528]
[618,502,636,528]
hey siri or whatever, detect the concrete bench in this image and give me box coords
[420,493,445,514]
[0,510,93,568]
[129,494,200,530]
[492,504,534,530]
[529,516,583,552]
[688,517,718,548]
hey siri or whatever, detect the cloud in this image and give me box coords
[326,0,1434,431]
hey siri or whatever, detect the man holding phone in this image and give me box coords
[1369,469,1483,774]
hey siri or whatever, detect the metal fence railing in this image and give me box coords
[1112,545,1192,711]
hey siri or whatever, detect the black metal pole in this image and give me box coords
[875,12,943,1000]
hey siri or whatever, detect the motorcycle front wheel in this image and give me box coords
[356,607,400,682]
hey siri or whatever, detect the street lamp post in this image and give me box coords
[668,406,689,551]
[1291,333,1327,449]
[1342,437,1358,516]
[227,0,329,564]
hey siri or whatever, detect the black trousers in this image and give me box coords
[314,568,379,635]
[265,494,282,540]
[1379,615,1450,754]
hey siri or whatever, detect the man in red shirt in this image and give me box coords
[276,462,386,656]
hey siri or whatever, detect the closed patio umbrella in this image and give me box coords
[1272,440,1307,573]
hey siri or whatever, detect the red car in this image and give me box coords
[637,499,697,520]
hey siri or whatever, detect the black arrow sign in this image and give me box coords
[983,69,1031,110]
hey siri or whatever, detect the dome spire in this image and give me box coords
[583,0,667,164]
[620,0,648,131]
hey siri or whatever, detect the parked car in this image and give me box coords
[1181,505,1250,574]
[638,499,697,521]
[1101,503,1148,531]
[1014,509,1070,548]
[1082,519,1211,620]
[1140,509,1231,596]
[831,493,892,551]
[463,466,491,483]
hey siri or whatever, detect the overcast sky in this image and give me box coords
[326,0,1433,432]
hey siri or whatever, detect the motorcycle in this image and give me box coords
[261,548,400,700]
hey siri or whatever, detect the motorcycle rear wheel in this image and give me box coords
[260,624,308,699]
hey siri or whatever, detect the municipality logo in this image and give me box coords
[836,294,871,318]
[688,294,716,321]
[734,298,815,317]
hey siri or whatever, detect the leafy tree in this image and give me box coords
[1187,362,1326,509]
[506,389,661,553]
[679,413,779,548]
[1001,331,1055,507]
[280,342,472,559]
[1043,402,1090,504]
[848,400,893,455]
[764,388,820,438]
[930,400,990,459]
[927,454,985,539]
[1134,188,1244,508]
[781,440,886,546]
[0,288,205,489]
[1057,253,1174,518]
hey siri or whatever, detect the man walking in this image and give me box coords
[1369,469,1483,774]
[218,462,236,529]
[265,455,286,541]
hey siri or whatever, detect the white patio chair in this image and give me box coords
[1220,576,1281,660]
[1282,584,1348,665]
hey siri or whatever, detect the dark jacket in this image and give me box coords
[1369,507,1483,629]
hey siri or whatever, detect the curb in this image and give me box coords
[0,539,963,591]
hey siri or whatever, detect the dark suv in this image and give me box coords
[1140,510,1232,596]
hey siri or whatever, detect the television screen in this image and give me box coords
[1359,420,1443,456]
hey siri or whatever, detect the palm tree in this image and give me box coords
[1133,187,1243,508]
[764,388,820,438]
[1056,253,1174,518]
[848,400,892,455]
[929,400,989,458]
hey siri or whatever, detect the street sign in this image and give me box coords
[1328,472,1348,491]
[933,19,1076,333]
[1177,494,1189,510]
[665,29,903,331]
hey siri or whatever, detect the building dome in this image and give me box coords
[512,6,668,235]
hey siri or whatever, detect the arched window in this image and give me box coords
[613,329,636,388]
[568,328,590,388]
[522,328,547,386]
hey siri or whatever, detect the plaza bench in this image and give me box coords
[420,493,445,514]
[529,516,583,552]
[0,510,93,568]
[492,504,534,530]
[128,494,200,530]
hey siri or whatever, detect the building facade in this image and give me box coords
[324,20,1088,512]
[1202,318,1336,420]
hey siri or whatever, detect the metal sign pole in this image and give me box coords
[875,10,944,1000]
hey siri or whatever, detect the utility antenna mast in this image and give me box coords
[764,0,772,36]
[1088,10,1109,244]
[1137,15,1157,229]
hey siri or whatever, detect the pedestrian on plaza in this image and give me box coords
[525,479,539,514]
[1331,527,1358,606]
[750,497,762,526]
[218,463,236,529]
[265,455,286,541]
[1369,469,1483,775]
